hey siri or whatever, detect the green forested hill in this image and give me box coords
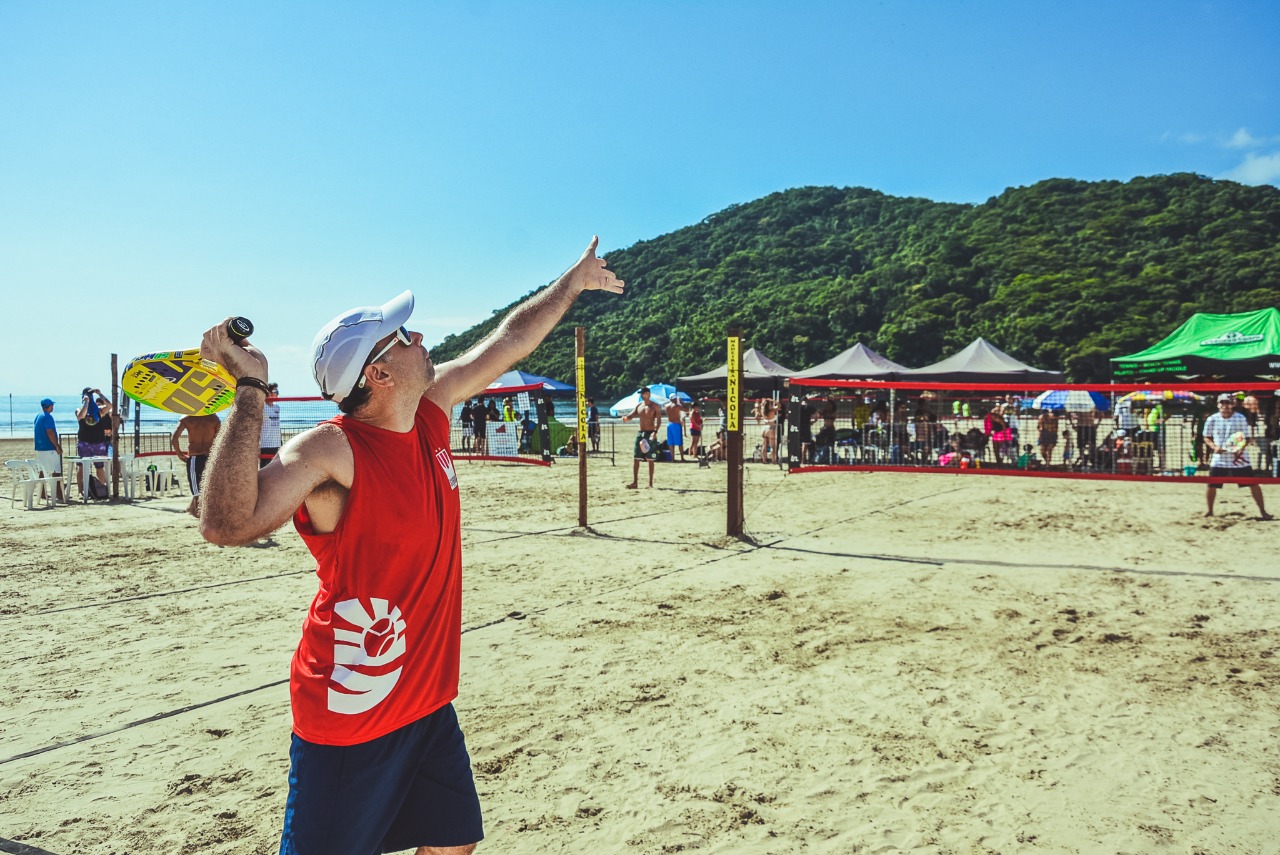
[431,174,1280,396]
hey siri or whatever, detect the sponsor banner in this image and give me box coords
[1200,331,1264,347]
[576,356,587,443]
[727,336,740,432]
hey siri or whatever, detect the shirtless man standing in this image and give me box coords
[172,412,222,516]
[623,386,663,488]
[1071,406,1099,468]
[1037,409,1060,467]
[664,395,687,462]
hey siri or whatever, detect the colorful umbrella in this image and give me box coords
[1031,389,1111,412]
[484,369,574,394]
[608,384,692,417]
[1116,390,1204,405]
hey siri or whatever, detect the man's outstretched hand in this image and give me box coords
[569,236,625,295]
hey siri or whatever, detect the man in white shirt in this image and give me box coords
[259,382,282,468]
[1201,393,1271,519]
[1114,399,1140,436]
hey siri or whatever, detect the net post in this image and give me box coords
[786,381,800,472]
[132,388,142,457]
[576,326,588,528]
[111,353,120,499]
[726,327,744,537]
[538,397,553,464]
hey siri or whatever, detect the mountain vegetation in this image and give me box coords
[431,174,1280,397]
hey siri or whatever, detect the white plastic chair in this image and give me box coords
[143,456,184,496]
[166,457,189,495]
[119,454,147,499]
[59,466,74,501]
[26,459,63,506]
[6,460,59,509]
[131,456,172,497]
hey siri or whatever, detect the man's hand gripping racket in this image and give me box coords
[121,318,263,416]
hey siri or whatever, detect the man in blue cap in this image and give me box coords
[33,398,64,502]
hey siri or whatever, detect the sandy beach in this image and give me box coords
[2,436,1278,854]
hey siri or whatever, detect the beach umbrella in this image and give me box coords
[1031,389,1111,412]
[1116,389,1204,405]
[484,369,574,394]
[608,384,691,417]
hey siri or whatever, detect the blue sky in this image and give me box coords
[2,0,1277,396]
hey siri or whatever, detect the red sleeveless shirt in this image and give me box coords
[290,397,462,745]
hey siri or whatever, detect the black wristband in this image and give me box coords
[236,376,271,395]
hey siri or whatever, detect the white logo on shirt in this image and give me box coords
[435,448,458,490]
[328,597,407,715]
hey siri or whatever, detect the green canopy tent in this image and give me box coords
[1111,308,1280,378]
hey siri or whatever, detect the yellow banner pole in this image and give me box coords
[726,328,743,537]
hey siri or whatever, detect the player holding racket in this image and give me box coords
[1202,393,1271,520]
[197,238,622,855]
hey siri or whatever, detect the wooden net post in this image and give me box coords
[576,326,588,528]
[786,380,801,471]
[111,353,120,499]
[726,327,744,537]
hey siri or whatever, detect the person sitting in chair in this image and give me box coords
[556,432,579,457]
[938,436,971,468]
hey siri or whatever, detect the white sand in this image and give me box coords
[2,443,1278,854]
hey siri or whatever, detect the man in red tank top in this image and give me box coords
[196,238,623,855]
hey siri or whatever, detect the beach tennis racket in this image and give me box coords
[121,318,254,416]
[1226,431,1249,454]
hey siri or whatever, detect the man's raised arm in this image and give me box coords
[428,237,623,409]
[195,320,340,546]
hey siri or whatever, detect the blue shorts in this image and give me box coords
[78,440,110,457]
[279,703,484,854]
[667,423,684,448]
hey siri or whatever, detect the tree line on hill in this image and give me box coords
[430,174,1280,399]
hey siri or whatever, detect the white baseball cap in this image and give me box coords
[311,291,415,403]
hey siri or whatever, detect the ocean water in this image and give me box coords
[1,394,331,441]
[2,394,149,440]
[2,393,588,441]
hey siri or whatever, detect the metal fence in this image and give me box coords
[783,384,1280,482]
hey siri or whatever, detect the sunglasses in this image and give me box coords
[368,326,412,364]
[357,326,412,389]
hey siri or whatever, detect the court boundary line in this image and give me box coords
[2,500,714,619]
[0,837,62,855]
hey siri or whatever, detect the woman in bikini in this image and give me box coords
[761,400,778,464]
[1038,408,1060,466]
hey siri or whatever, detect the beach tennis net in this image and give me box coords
[124,395,608,467]
[783,379,1280,484]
